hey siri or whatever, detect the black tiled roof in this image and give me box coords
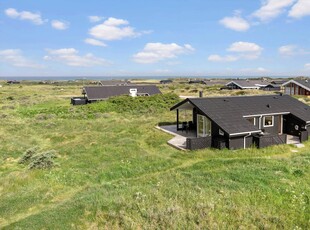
[84,85,161,100]
[171,95,310,135]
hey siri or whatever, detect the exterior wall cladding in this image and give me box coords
[186,114,309,150]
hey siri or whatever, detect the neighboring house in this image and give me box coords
[160,79,173,84]
[169,95,310,150]
[260,84,281,91]
[98,80,131,86]
[270,80,286,85]
[188,79,206,84]
[7,80,20,84]
[71,85,161,105]
[282,79,310,96]
[85,85,161,101]
[224,80,268,90]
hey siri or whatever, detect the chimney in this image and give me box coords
[199,91,203,98]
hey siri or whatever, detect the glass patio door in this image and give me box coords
[197,114,211,137]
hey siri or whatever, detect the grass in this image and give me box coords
[0,81,309,229]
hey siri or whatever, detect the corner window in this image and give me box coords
[197,114,211,137]
[264,116,274,127]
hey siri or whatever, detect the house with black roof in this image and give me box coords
[282,79,310,96]
[98,80,132,86]
[160,79,173,84]
[224,80,268,90]
[71,85,161,105]
[260,84,281,91]
[169,95,310,150]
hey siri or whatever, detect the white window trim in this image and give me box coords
[263,116,274,127]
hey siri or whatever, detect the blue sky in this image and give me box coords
[0,0,309,77]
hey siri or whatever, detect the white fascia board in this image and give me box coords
[243,112,290,118]
[229,130,261,137]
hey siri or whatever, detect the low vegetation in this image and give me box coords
[0,81,309,229]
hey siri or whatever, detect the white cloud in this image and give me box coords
[0,49,43,68]
[305,63,310,69]
[279,45,297,56]
[4,8,46,25]
[228,42,263,53]
[209,41,263,62]
[133,43,194,64]
[89,17,146,41]
[240,67,269,73]
[252,0,296,22]
[51,20,70,30]
[89,15,104,23]
[44,48,111,67]
[227,41,263,59]
[279,44,309,56]
[289,0,310,18]
[155,69,171,73]
[84,38,107,47]
[208,54,238,62]
[219,15,250,31]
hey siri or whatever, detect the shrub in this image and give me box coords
[235,90,246,96]
[19,147,58,170]
[28,150,57,170]
[18,146,40,164]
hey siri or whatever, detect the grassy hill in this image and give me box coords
[0,82,309,229]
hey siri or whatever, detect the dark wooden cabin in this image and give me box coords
[170,95,310,150]
[282,79,310,96]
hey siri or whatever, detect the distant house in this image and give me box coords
[282,79,310,96]
[98,80,131,86]
[260,84,281,91]
[85,85,161,101]
[71,85,161,105]
[188,79,206,84]
[224,80,268,90]
[270,80,286,85]
[7,80,20,84]
[160,79,173,84]
[168,95,310,150]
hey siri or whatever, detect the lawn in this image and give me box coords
[0,82,309,229]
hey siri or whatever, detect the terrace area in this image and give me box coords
[156,125,196,150]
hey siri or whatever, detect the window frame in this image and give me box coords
[197,114,211,137]
[263,115,274,127]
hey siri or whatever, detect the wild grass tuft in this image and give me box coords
[19,147,58,170]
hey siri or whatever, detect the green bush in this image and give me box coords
[28,150,57,170]
[18,146,40,164]
[19,147,58,170]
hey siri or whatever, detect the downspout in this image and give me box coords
[244,132,252,149]
[258,115,263,130]
[304,124,310,135]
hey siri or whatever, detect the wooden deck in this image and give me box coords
[156,125,196,150]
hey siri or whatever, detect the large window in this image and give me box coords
[197,114,211,137]
[263,116,274,127]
